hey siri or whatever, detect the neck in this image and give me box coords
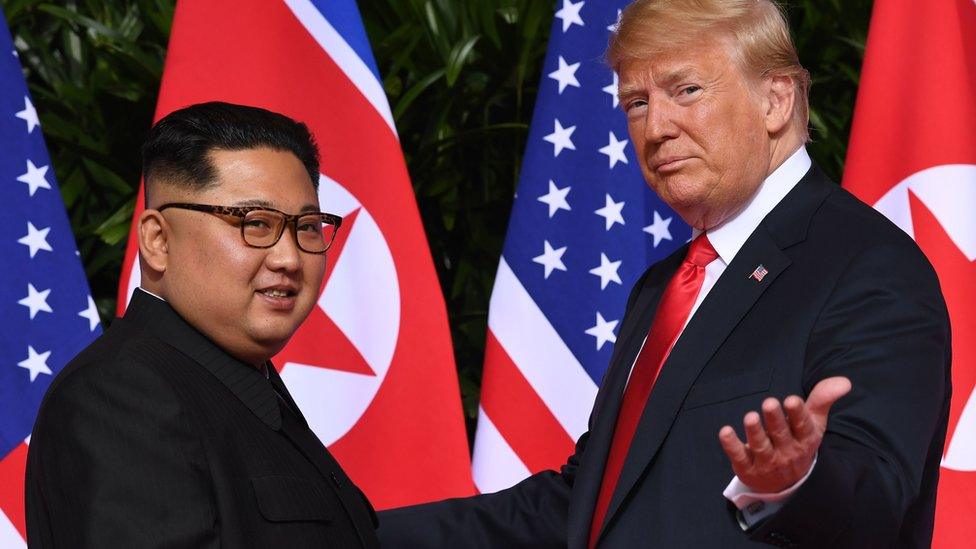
[765,129,805,180]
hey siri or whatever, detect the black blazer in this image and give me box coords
[378,165,951,548]
[26,289,379,548]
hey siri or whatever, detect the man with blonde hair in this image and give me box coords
[379,1,950,547]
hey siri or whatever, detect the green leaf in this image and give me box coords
[392,68,445,120]
[445,35,480,86]
[38,4,125,40]
[94,199,135,245]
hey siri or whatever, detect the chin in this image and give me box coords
[252,323,300,350]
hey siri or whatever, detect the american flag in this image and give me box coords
[749,264,769,282]
[0,8,101,545]
[471,0,690,492]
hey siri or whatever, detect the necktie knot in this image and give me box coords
[685,234,718,268]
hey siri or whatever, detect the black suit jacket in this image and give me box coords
[378,165,951,548]
[26,289,379,548]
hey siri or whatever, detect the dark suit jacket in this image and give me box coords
[378,165,951,548]
[26,289,379,548]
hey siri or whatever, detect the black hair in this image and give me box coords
[141,101,320,204]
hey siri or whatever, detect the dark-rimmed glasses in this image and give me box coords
[157,203,342,254]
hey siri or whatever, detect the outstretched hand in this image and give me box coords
[718,376,852,493]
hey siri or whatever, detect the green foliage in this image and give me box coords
[4,0,873,425]
[3,0,172,321]
[785,0,873,181]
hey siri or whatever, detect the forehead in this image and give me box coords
[203,147,319,209]
[617,36,738,88]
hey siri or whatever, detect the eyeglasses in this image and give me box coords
[157,203,342,254]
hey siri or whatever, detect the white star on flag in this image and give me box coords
[17,159,52,196]
[585,312,618,350]
[18,221,53,257]
[15,95,40,133]
[538,179,572,218]
[18,345,52,382]
[79,295,101,332]
[554,0,585,32]
[643,211,674,247]
[589,253,622,289]
[598,131,629,168]
[595,193,625,230]
[548,56,581,94]
[543,119,577,157]
[602,72,619,108]
[533,240,568,279]
[19,283,53,319]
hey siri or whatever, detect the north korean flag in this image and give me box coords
[117,0,476,508]
[842,0,976,545]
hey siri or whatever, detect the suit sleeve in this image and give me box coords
[376,434,583,548]
[26,352,218,548]
[377,265,659,548]
[752,242,951,547]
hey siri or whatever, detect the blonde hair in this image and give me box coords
[608,0,811,140]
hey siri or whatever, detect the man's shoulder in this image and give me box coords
[38,320,188,417]
[809,183,930,263]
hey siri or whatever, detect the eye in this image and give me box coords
[297,219,324,233]
[624,98,647,114]
[243,218,272,229]
[679,85,701,96]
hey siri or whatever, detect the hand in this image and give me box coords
[718,376,852,493]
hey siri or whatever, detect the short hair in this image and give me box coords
[607,0,811,140]
[142,102,320,204]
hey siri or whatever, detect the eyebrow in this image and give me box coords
[231,199,321,213]
[618,66,700,101]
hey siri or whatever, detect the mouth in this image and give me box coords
[256,286,300,310]
[651,156,693,173]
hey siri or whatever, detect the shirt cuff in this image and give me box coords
[722,455,817,530]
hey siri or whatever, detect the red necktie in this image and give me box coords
[588,235,718,548]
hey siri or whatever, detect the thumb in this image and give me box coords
[806,376,852,422]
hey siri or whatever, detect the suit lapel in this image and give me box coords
[125,290,282,430]
[566,252,682,549]
[591,166,836,542]
[600,227,790,534]
[266,365,337,481]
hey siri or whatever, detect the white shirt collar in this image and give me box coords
[695,146,811,265]
[137,287,167,302]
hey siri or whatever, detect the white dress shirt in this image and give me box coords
[627,146,814,528]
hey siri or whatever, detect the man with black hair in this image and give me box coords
[26,102,379,548]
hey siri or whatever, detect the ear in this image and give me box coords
[764,74,796,135]
[138,209,169,274]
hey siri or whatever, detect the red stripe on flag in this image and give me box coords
[480,331,576,473]
[0,443,28,540]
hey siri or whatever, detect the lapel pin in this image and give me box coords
[749,264,769,282]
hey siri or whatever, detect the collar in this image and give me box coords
[137,286,166,302]
[695,146,811,265]
[123,288,283,430]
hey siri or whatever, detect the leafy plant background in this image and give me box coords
[3,0,873,431]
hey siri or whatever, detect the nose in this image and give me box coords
[265,223,302,273]
[644,95,679,143]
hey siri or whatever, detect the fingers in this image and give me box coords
[784,394,816,440]
[718,425,751,471]
[806,376,852,420]
[743,411,774,461]
[761,398,792,448]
